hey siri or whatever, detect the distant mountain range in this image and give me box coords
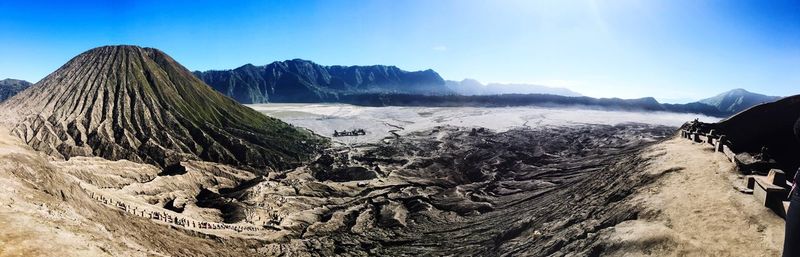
[1,59,781,119]
[194,61,782,117]
[329,93,726,115]
[193,59,448,104]
[331,89,782,117]
[193,61,586,104]
[445,79,582,96]
[0,78,32,102]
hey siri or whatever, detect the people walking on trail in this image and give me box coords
[88,190,264,233]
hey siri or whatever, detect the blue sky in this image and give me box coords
[0,0,798,103]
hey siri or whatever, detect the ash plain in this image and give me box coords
[18,104,722,256]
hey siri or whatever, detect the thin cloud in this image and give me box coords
[432,45,448,52]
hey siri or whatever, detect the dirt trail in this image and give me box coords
[0,126,258,257]
[597,137,785,256]
[0,127,116,257]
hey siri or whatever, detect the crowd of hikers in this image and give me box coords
[333,129,366,137]
[89,191,265,233]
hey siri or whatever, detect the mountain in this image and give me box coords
[0,45,324,171]
[328,88,785,117]
[698,88,780,115]
[446,79,582,97]
[193,59,449,104]
[0,78,32,102]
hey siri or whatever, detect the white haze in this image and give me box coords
[248,104,720,144]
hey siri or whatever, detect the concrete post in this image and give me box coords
[715,136,725,152]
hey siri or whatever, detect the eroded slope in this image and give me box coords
[0,45,324,171]
[1,120,698,256]
[0,127,261,257]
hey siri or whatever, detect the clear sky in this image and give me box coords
[0,0,798,103]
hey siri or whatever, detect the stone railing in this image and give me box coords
[680,128,792,219]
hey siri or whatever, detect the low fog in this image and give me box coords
[248,104,718,144]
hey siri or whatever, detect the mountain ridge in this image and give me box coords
[194,60,780,118]
[193,59,449,104]
[329,93,731,116]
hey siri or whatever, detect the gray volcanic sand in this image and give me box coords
[247,104,720,144]
[0,105,780,256]
[597,138,784,256]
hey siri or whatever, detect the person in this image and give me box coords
[759,146,771,161]
[784,118,800,257]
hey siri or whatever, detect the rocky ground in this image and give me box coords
[1,121,782,256]
[0,126,260,257]
[0,122,671,255]
[288,124,674,256]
